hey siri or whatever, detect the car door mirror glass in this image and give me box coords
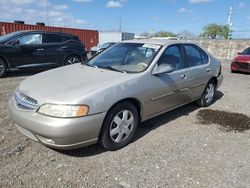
[152,64,175,75]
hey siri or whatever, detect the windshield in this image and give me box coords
[241,48,250,55]
[101,42,114,48]
[87,43,162,73]
[0,31,22,43]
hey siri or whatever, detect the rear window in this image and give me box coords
[63,35,80,42]
[42,34,62,43]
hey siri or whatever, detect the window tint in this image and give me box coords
[157,45,184,70]
[184,45,204,67]
[42,34,62,43]
[17,34,42,45]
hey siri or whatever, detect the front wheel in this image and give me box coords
[64,55,81,66]
[100,102,139,151]
[0,59,7,78]
[196,80,216,107]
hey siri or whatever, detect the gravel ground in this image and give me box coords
[0,61,250,188]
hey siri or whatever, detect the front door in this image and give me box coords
[144,45,191,118]
[6,33,45,69]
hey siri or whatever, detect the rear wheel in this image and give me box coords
[100,102,139,150]
[0,59,7,78]
[64,55,81,66]
[196,80,216,107]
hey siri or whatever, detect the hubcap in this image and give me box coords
[66,56,80,65]
[205,83,215,103]
[109,110,134,143]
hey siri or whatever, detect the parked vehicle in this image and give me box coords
[90,42,116,55]
[9,39,223,150]
[0,30,87,77]
[231,47,250,73]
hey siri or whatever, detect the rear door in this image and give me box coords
[144,44,191,118]
[183,44,212,100]
[41,33,64,67]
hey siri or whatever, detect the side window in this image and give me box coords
[184,45,204,67]
[157,45,184,70]
[42,34,62,43]
[200,48,209,64]
[63,35,74,42]
[17,34,42,45]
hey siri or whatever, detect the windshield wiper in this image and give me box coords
[102,66,126,73]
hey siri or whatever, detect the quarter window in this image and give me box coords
[17,34,42,45]
[157,45,184,70]
[42,34,62,43]
[184,45,208,67]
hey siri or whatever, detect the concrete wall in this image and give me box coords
[189,39,250,60]
[98,31,135,45]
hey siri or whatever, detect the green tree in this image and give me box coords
[152,31,177,38]
[200,24,231,39]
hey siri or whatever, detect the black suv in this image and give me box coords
[0,30,87,77]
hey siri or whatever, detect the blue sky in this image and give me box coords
[0,0,250,38]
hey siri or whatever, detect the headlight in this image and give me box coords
[38,104,89,118]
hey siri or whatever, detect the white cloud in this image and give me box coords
[189,0,211,4]
[178,7,193,13]
[0,1,89,29]
[73,0,92,2]
[54,4,68,10]
[238,2,245,8]
[75,19,88,25]
[178,7,186,13]
[106,1,123,8]
[10,0,33,4]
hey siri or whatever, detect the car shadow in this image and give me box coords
[58,90,224,157]
[6,70,46,78]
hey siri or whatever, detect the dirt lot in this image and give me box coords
[0,61,249,188]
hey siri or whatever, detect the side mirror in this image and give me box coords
[152,64,175,75]
[237,51,242,55]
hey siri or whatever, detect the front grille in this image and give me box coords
[235,62,250,69]
[14,90,39,111]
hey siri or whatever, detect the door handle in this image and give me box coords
[206,68,211,72]
[37,48,44,51]
[180,74,188,79]
[61,46,68,49]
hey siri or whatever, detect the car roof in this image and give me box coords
[13,30,76,37]
[121,39,195,46]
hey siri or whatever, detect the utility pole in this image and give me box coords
[227,6,233,38]
[46,0,49,26]
[119,18,122,32]
[225,6,233,61]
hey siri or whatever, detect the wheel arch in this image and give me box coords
[0,55,10,70]
[98,97,143,140]
[64,53,82,65]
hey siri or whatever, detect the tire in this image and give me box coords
[196,80,216,107]
[100,102,139,151]
[0,59,7,78]
[64,55,81,66]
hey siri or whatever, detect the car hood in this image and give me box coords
[18,64,134,104]
[233,55,250,62]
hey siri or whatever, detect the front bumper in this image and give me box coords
[216,74,223,89]
[231,62,250,73]
[9,97,106,150]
